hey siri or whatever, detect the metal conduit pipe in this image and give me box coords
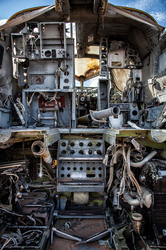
[113,148,156,168]
[92,107,120,120]
[113,149,123,164]
[123,192,140,207]
[123,188,152,208]
[77,107,120,123]
[77,114,91,123]
[31,141,53,171]
[112,187,118,208]
[130,151,157,168]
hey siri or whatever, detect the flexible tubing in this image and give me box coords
[130,151,157,168]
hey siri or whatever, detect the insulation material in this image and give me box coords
[0,41,12,106]
[127,27,151,59]
[156,75,166,87]
[150,44,160,77]
[75,58,99,78]
[158,50,166,74]
[73,6,159,59]
[0,45,4,68]
[141,44,160,105]
[110,68,130,92]
[142,56,153,105]
[159,32,166,53]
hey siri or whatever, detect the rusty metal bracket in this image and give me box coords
[98,239,112,248]
[112,227,129,250]
[52,227,82,242]
[103,129,118,145]
[42,128,60,147]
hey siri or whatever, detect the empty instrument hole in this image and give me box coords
[98,167,102,170]
[101,66,107,71]
[92,167,96,170]
[97,150,102,155]
[99,174,102,178]
[61,174,64,177]
[61,142,66,147]
[70,142,75,147]
[132,110,138,116]
[79,142,84,147]
[64,78,69,83]
[86,167,90,170]
[61,167,64,170]
[67,174,70,178]
[62,150,66,154]
[73,167,77,171]
[33,145,42,154]
[45,50,51,57]
[67,167,71,170]
[80,167,83,170]
[101,42,107,46]
[87,173,95,178]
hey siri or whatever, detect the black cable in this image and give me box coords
[22,138,27,162]
[58,110,65,127]
[111,79,122,93]
[67,93,72,152]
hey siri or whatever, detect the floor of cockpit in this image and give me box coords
[49,218,109,250]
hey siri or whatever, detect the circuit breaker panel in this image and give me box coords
[11,22,75,128]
